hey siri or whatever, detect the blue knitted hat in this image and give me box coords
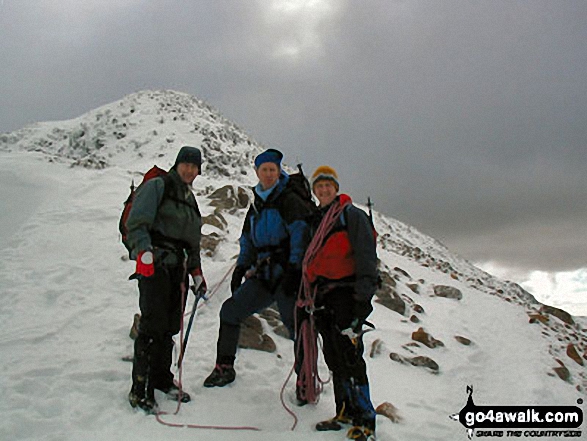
[254,148,283,168]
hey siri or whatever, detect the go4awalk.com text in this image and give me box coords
[450,386,583,439]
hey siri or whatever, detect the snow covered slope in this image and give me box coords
[0,90,585,441]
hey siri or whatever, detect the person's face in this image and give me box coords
[256,162,280,190]
[313,180,338,207]
[177,162,199,185]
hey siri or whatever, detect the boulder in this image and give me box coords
[540,305,574,325]
[238,315,276,353]
[389,352,439,373]
[455,335,472,346]
[566,343,584,366]
[412,327,444,348]
[208,185,249,210]
[375,402,402,423]
[433,285,463,300]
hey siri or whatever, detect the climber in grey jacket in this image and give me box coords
[125,146,205,413]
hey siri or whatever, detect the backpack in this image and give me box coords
[284,164,320,216]
[119,165,169,258]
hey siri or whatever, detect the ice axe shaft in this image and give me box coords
[177,284,206,369]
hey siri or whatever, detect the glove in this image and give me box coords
[135,250,155,278]
[282,266,302,297]
[190,267,207,294]
[230,265,246,294]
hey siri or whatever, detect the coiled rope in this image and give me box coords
[280,198,349,430]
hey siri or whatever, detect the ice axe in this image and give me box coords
[177,280,207,369]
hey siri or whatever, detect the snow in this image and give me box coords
[0,91,585,440]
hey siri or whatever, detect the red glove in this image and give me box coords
[190,267,207,293]
[136,251,155,278]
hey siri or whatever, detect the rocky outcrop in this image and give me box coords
[552,359,571,383]
[237,315,276,353]
[207,185,250,211]
[411,327,444,348]
[566,343,584,366]
[200,232,222,256]
[433,285,463,300]
[376,402,402,423]
[390,352,439,373]
[455,335,472,346]
[540,305,574,325]
[375,270,406,316]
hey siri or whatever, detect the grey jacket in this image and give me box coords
[125,169,202,272]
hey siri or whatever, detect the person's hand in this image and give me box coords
[136,251,154,278]
[191,267,207,294]
[230,265,246,294]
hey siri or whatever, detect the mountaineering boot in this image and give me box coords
[315,414,353,431]
[128,378,158,414]
[157,383,191,403]
[346,426,375,441]
[130,334,157,413]
[203,363,236,387]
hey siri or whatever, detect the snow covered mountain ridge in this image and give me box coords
[1,90,585,440]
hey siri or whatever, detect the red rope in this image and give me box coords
[154,261,260,432]
[279,200,349,430]
[295,199,349,404]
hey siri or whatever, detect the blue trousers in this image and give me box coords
[216,277,296,362]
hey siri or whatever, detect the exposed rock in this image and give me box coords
[433,285,463,300]
[375,285,406,316]
[375,402,402,423]
[208,184,249,210]
[394,267,411,279]
[406,283,419,294]
[412,327,444,348]
[202,209,227,230]
[378,269,396,288]
[455,336,472,346]
[238,315,276,353]
[370,339,384,358]
[409,315,420,323]
[258,307,290,339]
[389,352,439,373]
[272,325,291,340]
[528,313,549,325]
[412,304,425,314]
[409,355,440,371]
[540,305,574,325]
[553,359,571,383]
[566,343,584,366]
[200,233,222,256]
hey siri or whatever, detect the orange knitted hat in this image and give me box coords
[311,165,339,191]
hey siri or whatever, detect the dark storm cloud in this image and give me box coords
[1,0,585,273]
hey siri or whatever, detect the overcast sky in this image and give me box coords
[1,0,585,280]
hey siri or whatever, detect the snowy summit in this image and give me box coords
[0,90,585,441]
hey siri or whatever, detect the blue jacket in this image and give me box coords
[237,172,311,280]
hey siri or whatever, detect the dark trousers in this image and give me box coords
[132,265,187,394]
[308,287,376,429]
[215,277,296,363]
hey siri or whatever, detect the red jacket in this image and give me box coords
[306,196,354,283]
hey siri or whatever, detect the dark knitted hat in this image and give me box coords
[175,146,202,167]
